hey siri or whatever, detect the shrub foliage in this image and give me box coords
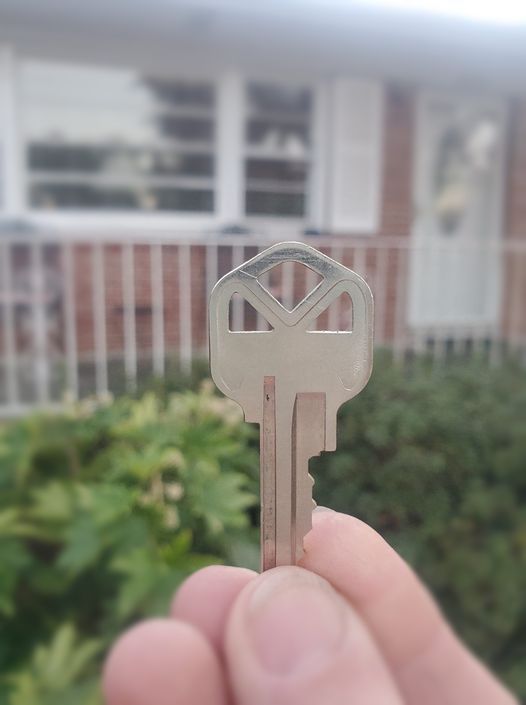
[0,357,525,701]
[312,355,526,697]
[0,385,258,704]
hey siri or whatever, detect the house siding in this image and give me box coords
[2,84,525,380]
[59,84,416,361]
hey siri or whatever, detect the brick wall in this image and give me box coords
[379,85,415,238]
[506,98,526,240]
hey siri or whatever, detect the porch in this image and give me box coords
[1,231,525,416]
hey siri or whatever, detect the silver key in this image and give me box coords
[209,242,373,571]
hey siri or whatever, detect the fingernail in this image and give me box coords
[245,568,345,675]
[313,505,334,514]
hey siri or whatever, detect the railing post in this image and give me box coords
[92,243,108,396]
[151,243,165,378]
[231,245,244,331]
[328,243,343,330]
[374,246,388,346]
[62,242,79,400]
[0,240,18,407]
[31,241,50,405]
[205,242,219,345]
[393,246,408,363]
[122,243,137,392]
[178,244,192,375]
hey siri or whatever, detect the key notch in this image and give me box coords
[307,290,354,332]
[256,260,323,313]
[228,292,274,332]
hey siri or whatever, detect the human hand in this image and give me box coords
[103,509,518,705]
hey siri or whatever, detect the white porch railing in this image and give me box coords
[0,232,525,416]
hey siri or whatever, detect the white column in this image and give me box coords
[0,45,23,216]
[309,81,329,230]
[216,71,244,226]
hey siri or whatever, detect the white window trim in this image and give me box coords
[309,80,330,229]
[0,45,24,216]
[216,70,244,226]
[328,78,384,234]
[3,54,385,235]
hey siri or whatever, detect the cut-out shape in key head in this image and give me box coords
[306,290,354,332]
[257,260,323,313]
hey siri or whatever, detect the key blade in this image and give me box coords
[260,376,277,572]
[292,392,326,562]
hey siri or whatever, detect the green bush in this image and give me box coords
[312,354,526,697]
[1,356,525,702]
[0,385,258,704]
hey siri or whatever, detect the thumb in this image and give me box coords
[224,567,404,705]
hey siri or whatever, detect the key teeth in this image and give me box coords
[296,473,317,563]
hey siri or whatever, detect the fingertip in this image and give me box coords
[171,565,256,651]
[304,509,401,602]
[224,565,403,705]
[310,507,379,543]
[103,618,227,705]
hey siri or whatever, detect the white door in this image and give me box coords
[409,93,506,329]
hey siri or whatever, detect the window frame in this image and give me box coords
[17,56,223,232]
[5,51,383,236]
[240,73,322,229]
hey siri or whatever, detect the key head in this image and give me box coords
[209,241,374,424]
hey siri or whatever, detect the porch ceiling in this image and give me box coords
[1,0,526,93]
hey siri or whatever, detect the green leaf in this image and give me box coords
[111,548,167,619]
[57,515,101,575]
[30,482,75,524]
[7,624,102,703]
[0,539,32,617]
[191,471,256,534]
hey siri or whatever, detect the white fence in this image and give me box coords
[0,232,525,416]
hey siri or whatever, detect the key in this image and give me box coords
[209,242,373,571]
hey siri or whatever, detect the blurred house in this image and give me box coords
[0,0,525,410]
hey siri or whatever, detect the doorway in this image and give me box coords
[409,93,506,329]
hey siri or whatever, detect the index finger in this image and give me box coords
[300,509,518,705]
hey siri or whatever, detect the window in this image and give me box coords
[244,82,312,218]
[20,62,216,213]
[16,62,384,229]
